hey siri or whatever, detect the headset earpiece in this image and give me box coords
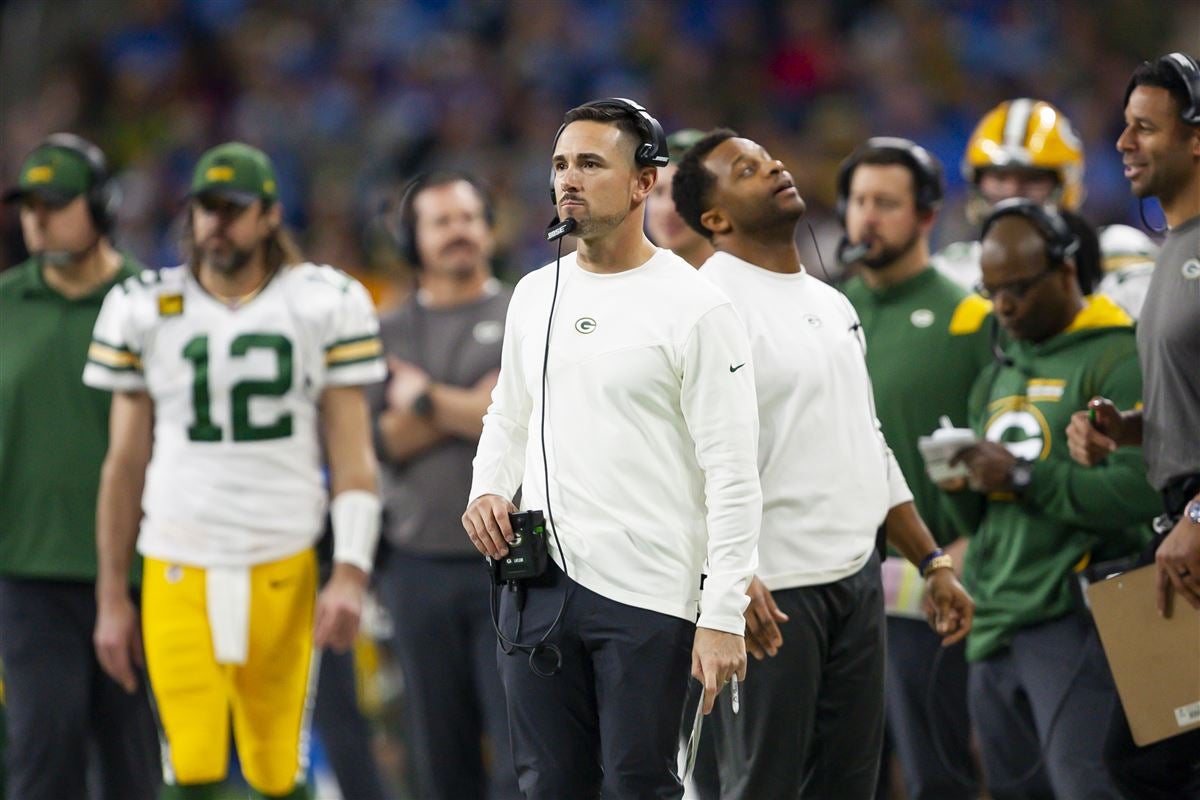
[548,98,670,209]
[835,136,945,226]
[1124,52,1200,126]
[395,171,495,268]
[38,132,117,234]
[980,198,1080,265]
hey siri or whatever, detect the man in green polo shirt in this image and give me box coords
[0,134,158,800]
[839,138,992,800]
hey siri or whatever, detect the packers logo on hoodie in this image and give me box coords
[983,397,1051,461]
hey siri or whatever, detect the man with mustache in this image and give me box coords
[370,171,520,800]
[672,129,974,800]
[86,142,385,800]
[838,138,991,800]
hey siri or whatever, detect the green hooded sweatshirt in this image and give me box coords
[962,295,1160,662]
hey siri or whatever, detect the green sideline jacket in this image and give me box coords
[961,294,1160,662]
[0,255,141,582]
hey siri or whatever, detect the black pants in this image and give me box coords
[497,561,694,799]
[1105,703,1200,799]
[884,616,977,799]
[312,647,387,800]
[969,614,1123,800]
[1102,474,1200,799]
[0,577,159,800]
[377,552,520,800]
[714,552,885,800]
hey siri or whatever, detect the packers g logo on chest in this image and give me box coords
[575,317,597,334]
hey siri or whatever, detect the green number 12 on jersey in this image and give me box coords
[182,333,294,442]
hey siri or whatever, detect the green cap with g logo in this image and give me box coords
[3,146,93,205]
[189,142,278,206]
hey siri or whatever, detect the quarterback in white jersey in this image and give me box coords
[87,143,384,799]
[84,261,383,566]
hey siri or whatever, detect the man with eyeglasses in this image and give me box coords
[949,199,1159,799]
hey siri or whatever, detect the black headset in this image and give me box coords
[548,97,670,207]
[980,198,1081,265]
[835,136,945,224]
[394,170,495,268]
[1124,51,1200,126]
[37,133,119,234]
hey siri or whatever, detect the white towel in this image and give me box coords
[206,565,250,664]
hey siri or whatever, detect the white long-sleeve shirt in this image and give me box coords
[700,252,912,591]
[470,248,762,634]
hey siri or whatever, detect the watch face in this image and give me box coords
[412,392,433,418]
[1188,501,1200,525]
[1011,461,1034,490]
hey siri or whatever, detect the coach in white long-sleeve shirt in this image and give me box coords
[700,252,912,589]
[463,101,761,800]
[672,129,974,800]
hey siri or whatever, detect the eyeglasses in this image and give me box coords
[975,265,1058,301]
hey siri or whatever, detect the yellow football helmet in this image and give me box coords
[963,99,1085,222]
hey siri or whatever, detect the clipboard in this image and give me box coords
[1086,564,1200,745]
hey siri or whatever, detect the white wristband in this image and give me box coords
[331,490,382,574]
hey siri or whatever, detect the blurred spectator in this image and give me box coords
[1,0,1192,282]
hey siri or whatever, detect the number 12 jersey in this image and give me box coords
[83,263,385,568]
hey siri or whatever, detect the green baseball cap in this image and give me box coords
[3,145,93,205]
[189,142,278,206]
[666,129,707,165]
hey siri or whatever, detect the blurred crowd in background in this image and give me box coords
[2,0,1196,309]
[1,2,1195,796]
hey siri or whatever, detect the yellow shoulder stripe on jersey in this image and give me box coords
[949,294,992,335]
[1066,294,1132,332]
[88,340,142,371]
[1102,254,1153,273]
[325,335,382,367]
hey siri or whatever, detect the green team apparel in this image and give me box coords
[0,255,140,581]
[962,295,1160,662]
[843,267,994,546]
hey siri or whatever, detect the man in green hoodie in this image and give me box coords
[952,199,1160,799]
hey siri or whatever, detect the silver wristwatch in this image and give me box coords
[1009,458,1035,494]
[1186,500,1200,526]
